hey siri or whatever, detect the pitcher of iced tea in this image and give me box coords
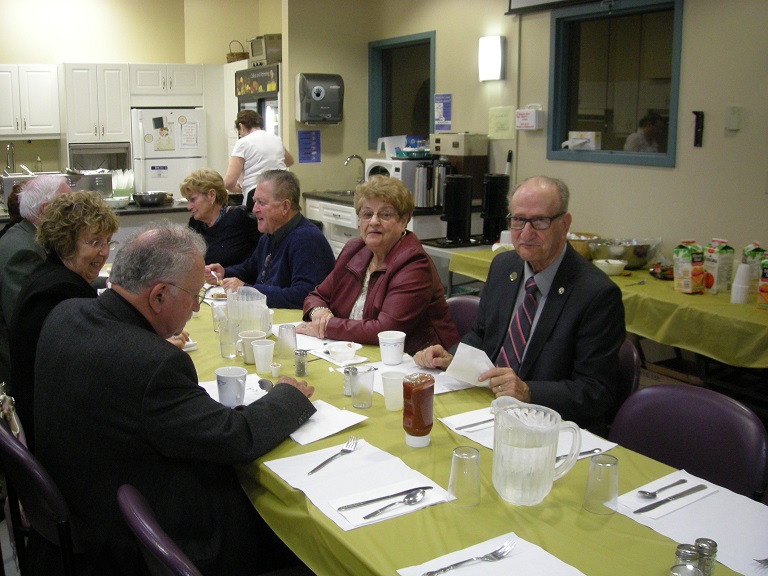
[491,397,581,505]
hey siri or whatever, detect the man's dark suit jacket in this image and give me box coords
[460,244,625,432]
[34,289,316,575]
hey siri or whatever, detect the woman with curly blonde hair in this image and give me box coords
[9,190,118,450]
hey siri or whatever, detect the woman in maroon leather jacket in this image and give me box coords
[298,176,458,355]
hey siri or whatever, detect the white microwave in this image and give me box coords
[364,159,420,194]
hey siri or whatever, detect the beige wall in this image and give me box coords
[282,0,768,257]
[3,0,767,257]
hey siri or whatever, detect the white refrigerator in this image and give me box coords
[131,108,207,199]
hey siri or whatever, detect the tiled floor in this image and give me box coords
[0,520,20,576]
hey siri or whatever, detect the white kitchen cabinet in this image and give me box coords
[0,64,60,137]
[63,63,131,142]
[129,64,204,107]
[305,198,357,258]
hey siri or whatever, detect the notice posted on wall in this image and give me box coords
[434,93,452,132]
[298,130,321,163]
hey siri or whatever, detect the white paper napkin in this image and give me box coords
[363,356,471,395]
[618,470,718,519]
[198,373,267,405]
[309,349,368,367]
[264,439,449,531]
[289,400,367,445]
[618,470,768,576]
[397,532,586,576]
[440,409,615,455]
[444,343,494,387]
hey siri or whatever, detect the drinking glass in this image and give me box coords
[350,366,375,409]
[277,324,297,361]
[448,446,481,507]
[582,454,619,515]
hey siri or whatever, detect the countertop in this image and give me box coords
[0,202,189,224]
[302,191,480,217]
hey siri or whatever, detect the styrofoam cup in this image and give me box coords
[731,283,750,304]
[733,263,751,286]
[378,331,406,365]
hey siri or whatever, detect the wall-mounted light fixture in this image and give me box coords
[478,36,505,81]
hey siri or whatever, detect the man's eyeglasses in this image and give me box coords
[81,239,119,251]
[166,282,207,305]
[358,209,398,222]
[506,212,565,231]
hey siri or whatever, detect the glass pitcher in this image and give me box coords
[491,397,581,506]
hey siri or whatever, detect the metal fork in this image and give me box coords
[421,539,515,576]
[307,436,357,475]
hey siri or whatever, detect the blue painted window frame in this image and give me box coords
[368,31,436,151]
[547,0,683,167]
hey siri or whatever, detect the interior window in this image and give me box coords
[368,32,435,150]
[547,0,682,167]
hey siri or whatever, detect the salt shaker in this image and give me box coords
[695,538,717,576]
[343,367,356,396]
[294,349,307,377]
[674,544,700,567]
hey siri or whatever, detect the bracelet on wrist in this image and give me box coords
[310,306,330,320]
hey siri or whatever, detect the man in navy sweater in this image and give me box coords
[206,170,335,309]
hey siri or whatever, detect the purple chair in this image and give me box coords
[0,418,79,576]
[606,338,641,426]
[446,295,480,339]
[609,383,768,499]
[117,484,203,576]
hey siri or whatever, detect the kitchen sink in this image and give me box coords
[324,190,355,197]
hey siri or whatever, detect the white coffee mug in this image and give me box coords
[236,330,266,364]
[215,366,247,407]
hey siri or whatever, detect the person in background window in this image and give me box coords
[223,109,294,212]
[624,113,665,152]
[299,176,459,355]
[181,168,260,267]
[8,191,119,451]
[206,170,335,309]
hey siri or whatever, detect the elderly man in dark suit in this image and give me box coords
[33,222,316,576]
[0,174,71,387]
[415,176,625,433]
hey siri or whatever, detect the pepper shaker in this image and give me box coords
[695,538,717,576]
[294,349,307,377]
[674,543,700,567]
[342,367,356,397]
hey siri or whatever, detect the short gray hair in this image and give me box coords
[110,221,207,293]
[18,175,71,221]
[509,176,570,213]
[257,170,301,212]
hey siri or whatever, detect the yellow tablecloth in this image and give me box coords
[187,306,738,576]
[447,249,768,368]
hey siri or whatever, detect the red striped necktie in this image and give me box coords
[497,277,539,372]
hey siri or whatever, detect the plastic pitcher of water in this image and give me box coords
[491,397,581,505]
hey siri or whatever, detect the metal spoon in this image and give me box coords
[362,488,425,519]
[258,379,274,392]
[211,270,222,286]
[626,280,647,287]
[638,478,687,498]
[555,447,602,462]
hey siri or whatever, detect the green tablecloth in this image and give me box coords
[187,305,738,576]
[448,249,768,369]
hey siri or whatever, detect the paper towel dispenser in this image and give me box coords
[295,73,344,124]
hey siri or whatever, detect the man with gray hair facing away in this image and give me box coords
[0,174,71,386]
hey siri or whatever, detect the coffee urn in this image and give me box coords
[413,162,434,208]
[481,174,510,244]
[441,175,473,244]
[431,158,453,207]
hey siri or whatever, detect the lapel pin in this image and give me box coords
[510,272,518,282]
[558,287,565,295]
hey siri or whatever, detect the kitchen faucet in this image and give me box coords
[344,154,365,184]
[5,143,15,173]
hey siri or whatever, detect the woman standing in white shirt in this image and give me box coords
[224,109,294,211]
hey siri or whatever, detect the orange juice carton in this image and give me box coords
[673,240,704,294]
[703,238,735,294]
[743,242,766,281]
[758,259,768,311]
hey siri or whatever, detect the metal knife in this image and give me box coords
[337,486,433,511]
[633,483,707,514]
[455,418,494,430]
